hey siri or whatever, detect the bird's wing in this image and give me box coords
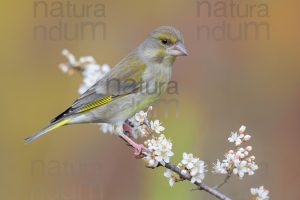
[50,53,147,123]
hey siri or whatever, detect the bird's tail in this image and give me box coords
[24,118,72,143]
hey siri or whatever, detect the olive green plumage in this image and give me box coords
[25,26,188,143]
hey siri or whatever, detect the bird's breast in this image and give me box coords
[141,63,172,97]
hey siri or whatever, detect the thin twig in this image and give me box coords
[214,173,232,189]
[121,136,232,200]
[164,162,232,200]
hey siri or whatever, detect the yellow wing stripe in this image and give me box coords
[79,96,113,113]
[48,118,72,132]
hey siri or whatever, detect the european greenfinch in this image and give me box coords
[25,26,187,153]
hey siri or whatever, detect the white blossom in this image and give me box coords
[114,125,124,135]
[99,107,162,139]
[233,160,248,179]
[101,64,110,73]
[99,123,114,134]
[244,134,251,141]
[59,49,110,95]
[79,63,104,94]
[61,49,76,65]
[191,173,205,184]
[239,125,246,134]
[213,125,259,179]
[114,108,165,139]
[98,123,123,135]
[246,146,253,152]
[136,125,148,138]
[150,120,165,134]
[164,169,177,187]
[248,161,259,176]
[213,160,227,174]
[190,160,206,184]
[134,110,147,124]
[179,153,206,184]
[126,109,151,138]
[251,186,269,200]
[79,56,95,64]
[228,132,243,146]
[225,150,236,163]
[143,156,159,168]
[143,134,174,167]
[181,152,199,169]
[59,63,69,73]
[181,169,188,175]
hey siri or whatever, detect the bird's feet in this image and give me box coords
[119,133,147,157]
[132,143,147,157]
[120,122,148,157]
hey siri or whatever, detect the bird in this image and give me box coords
[25,26,188,154]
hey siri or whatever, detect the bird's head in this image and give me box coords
[139,26,188,64]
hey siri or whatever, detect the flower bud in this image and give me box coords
[246,146,253,151]
[239,125,246,134]
[244,135,251,141]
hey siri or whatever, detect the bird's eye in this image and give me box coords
[161,39,169,45]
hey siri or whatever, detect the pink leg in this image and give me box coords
[120,122,147,156]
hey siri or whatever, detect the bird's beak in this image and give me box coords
[167,42,188,56]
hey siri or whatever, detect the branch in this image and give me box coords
[214,173,232,189]
[164,162,232,200]
[123,138,232,200]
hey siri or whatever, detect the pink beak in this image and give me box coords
[167,42,188,56]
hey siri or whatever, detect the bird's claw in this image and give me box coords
[133,144,146,158]
[121,121,147,158]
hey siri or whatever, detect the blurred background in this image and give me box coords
[0,0,299,199]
